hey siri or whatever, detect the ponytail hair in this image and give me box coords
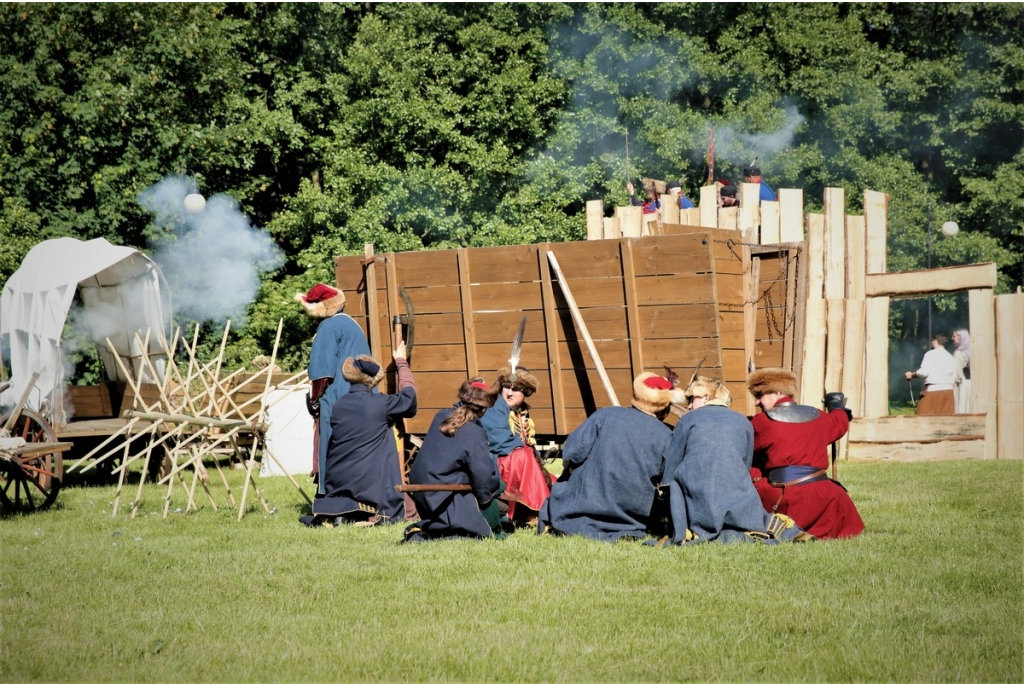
[440,377,498,436]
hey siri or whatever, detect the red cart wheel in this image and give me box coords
[0,408,63,513]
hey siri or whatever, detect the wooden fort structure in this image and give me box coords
[336,181,1022,464]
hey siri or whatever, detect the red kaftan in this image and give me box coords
[750,397,865,539]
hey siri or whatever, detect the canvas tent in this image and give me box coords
[0,237,171,413]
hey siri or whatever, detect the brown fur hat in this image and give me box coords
[496,366,538,397]
[746,369,798,399]
[683,375,732,408]
[459,377,499,411]
[342,355,386,388]
[295,283,346,319]
[632,372,686,416]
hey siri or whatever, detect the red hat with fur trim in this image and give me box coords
[295,283,346,319]
[632,372,686,416]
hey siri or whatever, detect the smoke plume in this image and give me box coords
[138,176,284,326]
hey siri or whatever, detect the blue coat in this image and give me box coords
[540,407,670,541]
[759,182,777,202]
[315,382,417,521]
[480,399,524,460]
[408,408,501,539]
[663,404,771,543]
[308,313,370,493]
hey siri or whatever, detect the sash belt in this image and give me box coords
[766,466,828,513]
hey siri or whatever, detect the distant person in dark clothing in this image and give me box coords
[666,179,696,210]
[743,165,776,202]
[538,372,683,542]
[312,343,417,525]
[720,184,739,207]
[403,379,502,542]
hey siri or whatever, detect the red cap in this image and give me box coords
[303,283,340,303]
[471,381,490,390]
[643,376,673,390]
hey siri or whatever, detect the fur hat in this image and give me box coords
[632,372,686,416]
[642,177,667,195]
[496,366,538,397]
[342,355,385,388]
[683,375,732,408]
[459,377,498,411]
[746,369,798,399]
[295,283,346,319]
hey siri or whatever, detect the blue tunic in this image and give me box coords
[540,407,670,542]
[759,182,777,202]
[663,404,771,543]
[308,312,370,494]
[408,408,502,539]
[315,382,417,521]
[480,399,524,460]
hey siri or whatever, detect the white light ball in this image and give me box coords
[941,220,959,237]
[183,193,206,214]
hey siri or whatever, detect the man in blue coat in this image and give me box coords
[743,165,777,202]
[313,344,417,524]
[538,372,684,542]
[296,283,371,494]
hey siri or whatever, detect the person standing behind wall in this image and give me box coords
[296,283,371,494]
[742,165,776,202]
[952,328,972,414]
[904,333,958,416]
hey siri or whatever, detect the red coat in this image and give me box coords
[750,397,864,539]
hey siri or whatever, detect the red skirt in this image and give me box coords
[498,446,551,519]
[753,477,864,539]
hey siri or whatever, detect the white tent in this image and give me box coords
[0,237,171,413]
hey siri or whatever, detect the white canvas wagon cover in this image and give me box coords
[0,237,171,411]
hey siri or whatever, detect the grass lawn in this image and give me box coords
[2,459,1021,683]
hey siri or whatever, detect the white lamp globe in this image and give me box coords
[941,220,959,237]
[183,193,207,214]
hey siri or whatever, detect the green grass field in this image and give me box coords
[2,459,1021,683]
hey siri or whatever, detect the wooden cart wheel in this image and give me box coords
[1,408,63,490]
[0,456,61,514]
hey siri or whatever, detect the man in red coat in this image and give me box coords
[746,369,865,539]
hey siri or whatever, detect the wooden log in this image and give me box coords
[864,189,888,274]
[718,206,739,230]
[586,199,604,241]
[603,216,620,240]
[699,185,718,228]
[621,205,643,238]
[968,288,996,460]
[806,213,825,300]
[840,298,866,419]
[863,296,890,418]
[363,244,382,362]
[620,239,644,378]
[798,298,826,406]
[547,252,620,407]
[846,215,866,301]
[995,291,1024,460]
[660,194,680,225]
[848,439,985,463]
[823,187,846,299]
[824,298,846,396]
[865,263,997,297]
[457,248,478,377]
[848,415,986,443]
[760,200,780,244]
[778,189,804,243]
[738,182,759,236]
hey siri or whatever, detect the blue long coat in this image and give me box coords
[314,383,417,521]
[663,404,772,543]
[308,312,370,494]
[408,408,501,539]
[540,406,670,541]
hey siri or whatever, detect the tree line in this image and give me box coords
[1,3,1020,373]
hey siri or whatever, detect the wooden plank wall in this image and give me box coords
[335,234,723,436]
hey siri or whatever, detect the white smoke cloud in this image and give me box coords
[139,176,284,326]
[704,103,806,170]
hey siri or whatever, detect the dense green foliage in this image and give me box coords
[1,3,1021,371]
[2,460,1021,682]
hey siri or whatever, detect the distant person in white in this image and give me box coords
[905,333,958,415]
[952,328,972,414]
